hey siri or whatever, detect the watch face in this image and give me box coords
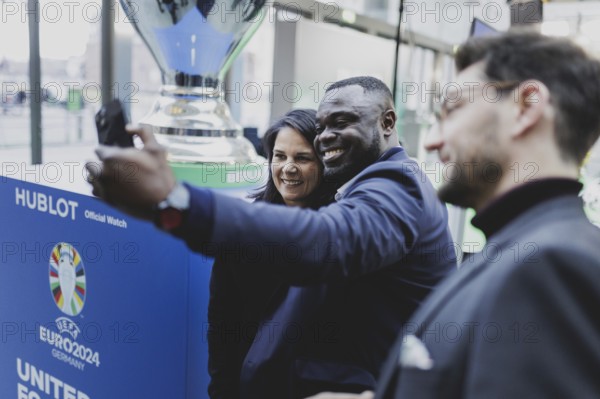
[167,183,190,211]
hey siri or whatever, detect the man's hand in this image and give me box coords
[305,391,374,399]
[86,125,176,221]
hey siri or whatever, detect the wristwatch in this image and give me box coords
[155,183,190,231]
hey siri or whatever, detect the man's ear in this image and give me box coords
[511,80,550,138]
[381,109,397,137]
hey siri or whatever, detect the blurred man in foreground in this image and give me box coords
[310,30,600,399]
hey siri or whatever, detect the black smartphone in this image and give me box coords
[95,99,134,147]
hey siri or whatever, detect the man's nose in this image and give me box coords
[423,122,443,152]
[316,128,337,143]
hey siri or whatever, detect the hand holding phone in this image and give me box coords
[95,99,134,147]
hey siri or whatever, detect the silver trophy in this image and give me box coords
[119,0,266,165]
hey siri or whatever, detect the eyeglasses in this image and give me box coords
[432,81,521,124]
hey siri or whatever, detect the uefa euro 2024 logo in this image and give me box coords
[49,243,86,317]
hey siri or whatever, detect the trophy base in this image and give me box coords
[170,160,267,189]
[140,88,259,164]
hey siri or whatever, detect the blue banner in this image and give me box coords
[0,176,213,398]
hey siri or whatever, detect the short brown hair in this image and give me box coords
[456,30,600,164]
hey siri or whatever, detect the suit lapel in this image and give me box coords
[376,196,586,398]
[374,256,488,398]
[412,253,488,334]
[411,195,584,331]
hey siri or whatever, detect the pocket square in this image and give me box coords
[398,335,434,370]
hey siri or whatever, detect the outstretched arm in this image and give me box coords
[180,166,425,284]
[89,127,429,284]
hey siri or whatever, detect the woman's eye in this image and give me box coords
[274,154,286,160]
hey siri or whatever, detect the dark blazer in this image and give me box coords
[186,147,457,398]
[375,194,600,399]
[207,257,284,398]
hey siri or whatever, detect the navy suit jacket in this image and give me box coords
[182,147,457,398]
[375,194,600,399]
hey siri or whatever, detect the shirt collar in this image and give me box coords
[334,147,404,201]
[472,178,583,238]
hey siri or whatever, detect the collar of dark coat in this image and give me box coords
[472,178,583,239]
[335,146,407,201]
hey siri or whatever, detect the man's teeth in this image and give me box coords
[324,149,343,158]
[282,179,302,186]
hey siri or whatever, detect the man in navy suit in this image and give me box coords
[310,31,600,399]
[89,77,456,397]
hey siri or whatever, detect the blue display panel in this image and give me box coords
[0,176,212,398]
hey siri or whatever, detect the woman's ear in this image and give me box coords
[381,109,397,137]
[511,80,550,138]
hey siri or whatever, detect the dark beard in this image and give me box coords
[438,159,504,209]
[323,132,382,188]
[438,112,508,209]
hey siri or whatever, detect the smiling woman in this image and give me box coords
[271,126,322,207]
[207,108,337,399]
[249,108,336,208]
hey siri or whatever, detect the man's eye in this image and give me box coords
[315,124,324,133]
[274,154,286,160]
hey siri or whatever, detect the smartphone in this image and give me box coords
[95,99,134,147]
